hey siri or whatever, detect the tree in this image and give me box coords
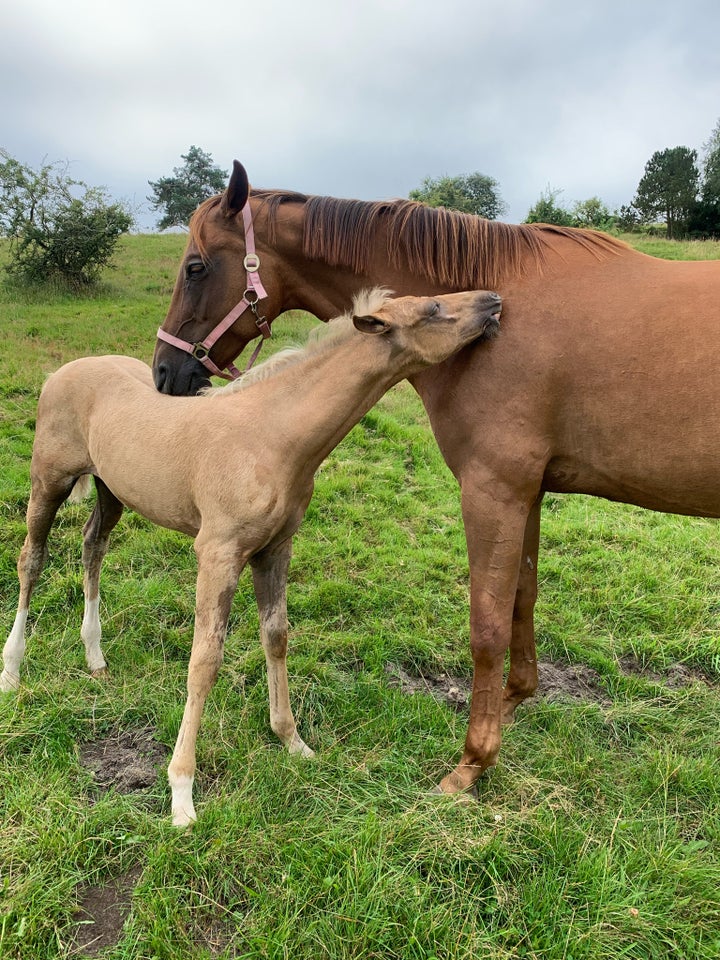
[688,119,720,238]
[524,186,573,226]
[614,204,640,232]
[632,146,699,239]
[0,151,133,288]
[701,117,720,203]
[148,146,228,229]
[409,172,507,219]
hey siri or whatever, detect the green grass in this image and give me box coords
[1,236,719,959]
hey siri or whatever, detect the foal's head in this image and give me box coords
[351,288,502,369]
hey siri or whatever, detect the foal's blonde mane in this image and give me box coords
[203,288,393,398]
[189,188,626,289]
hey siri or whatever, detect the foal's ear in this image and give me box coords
[220,160,250,218]
[353,314,390,335]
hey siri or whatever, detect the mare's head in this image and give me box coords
[153,161,298,396]
[352,289,502,371]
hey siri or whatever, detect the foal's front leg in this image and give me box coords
[250,538,314,758]
[167,535,246,827]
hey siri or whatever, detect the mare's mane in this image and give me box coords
[190,189,626,290]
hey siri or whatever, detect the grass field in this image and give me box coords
[1,233,719,959]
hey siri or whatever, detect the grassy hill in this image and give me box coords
[0,233,718,959]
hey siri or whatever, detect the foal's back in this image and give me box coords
[34,356,275,539]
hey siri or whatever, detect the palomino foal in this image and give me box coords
[1,289,501,825]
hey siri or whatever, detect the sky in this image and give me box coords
[2,0,719,230]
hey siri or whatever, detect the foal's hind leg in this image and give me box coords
[502,494,542,723]
[250,538,314,758]
[1,475,75,691]
[80,478,124,677]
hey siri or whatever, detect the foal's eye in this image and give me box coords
[428,301,440,317]
[186,261,206,279]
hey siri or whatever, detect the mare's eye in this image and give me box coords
[186,261,206,279]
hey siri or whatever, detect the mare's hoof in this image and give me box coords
[428,783,478,803]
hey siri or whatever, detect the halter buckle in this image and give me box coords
[243,253,260,272]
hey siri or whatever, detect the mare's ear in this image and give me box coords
[353,315,390,335]
[220,160,250,218]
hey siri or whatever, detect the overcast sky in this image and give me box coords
[3,0,719,230]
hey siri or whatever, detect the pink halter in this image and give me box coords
[156,201,270,380]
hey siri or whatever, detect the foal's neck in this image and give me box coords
[253,334,406,474]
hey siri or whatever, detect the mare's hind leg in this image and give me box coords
[502,493,543,723]
[250,538,314,758]
[80,478,124,677]
[1,475,75,691]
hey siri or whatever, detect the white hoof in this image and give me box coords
[169,772,196,827]
[0,669,20,692]
[287,734,315,758]
[172,805,197,828]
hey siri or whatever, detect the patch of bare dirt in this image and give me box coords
[536,660,610,705]
[386,659,611,709]
[386,656,710,712]
[79,727,168,794]
[71,865,141,957]
[385,663,471,710]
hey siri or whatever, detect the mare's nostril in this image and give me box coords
[153,363,169,393]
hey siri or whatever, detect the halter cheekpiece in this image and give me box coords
[156,201,270,380]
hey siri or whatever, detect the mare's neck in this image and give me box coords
[273,204,453,321]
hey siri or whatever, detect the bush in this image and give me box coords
[0,151,133,288]
[524,186,573,226]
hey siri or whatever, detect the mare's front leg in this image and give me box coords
[502,493,543,723]
[80,478,124,678]
[250,538,314,758]
[438,476,532,796]
[1,475,74,691]
[167,534,246,827]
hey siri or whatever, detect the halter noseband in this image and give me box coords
[156,201,271,381]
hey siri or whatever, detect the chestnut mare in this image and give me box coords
[2,289,501,825]
[154,161,720,798]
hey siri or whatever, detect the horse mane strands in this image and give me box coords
[301,196,626,290]
[350,286,394,317]
[202,348,305,397]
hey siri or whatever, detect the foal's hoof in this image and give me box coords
[172,808,197,829]
[288,735,315,758]
[91,666,109,681]
[0,669,20,693]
